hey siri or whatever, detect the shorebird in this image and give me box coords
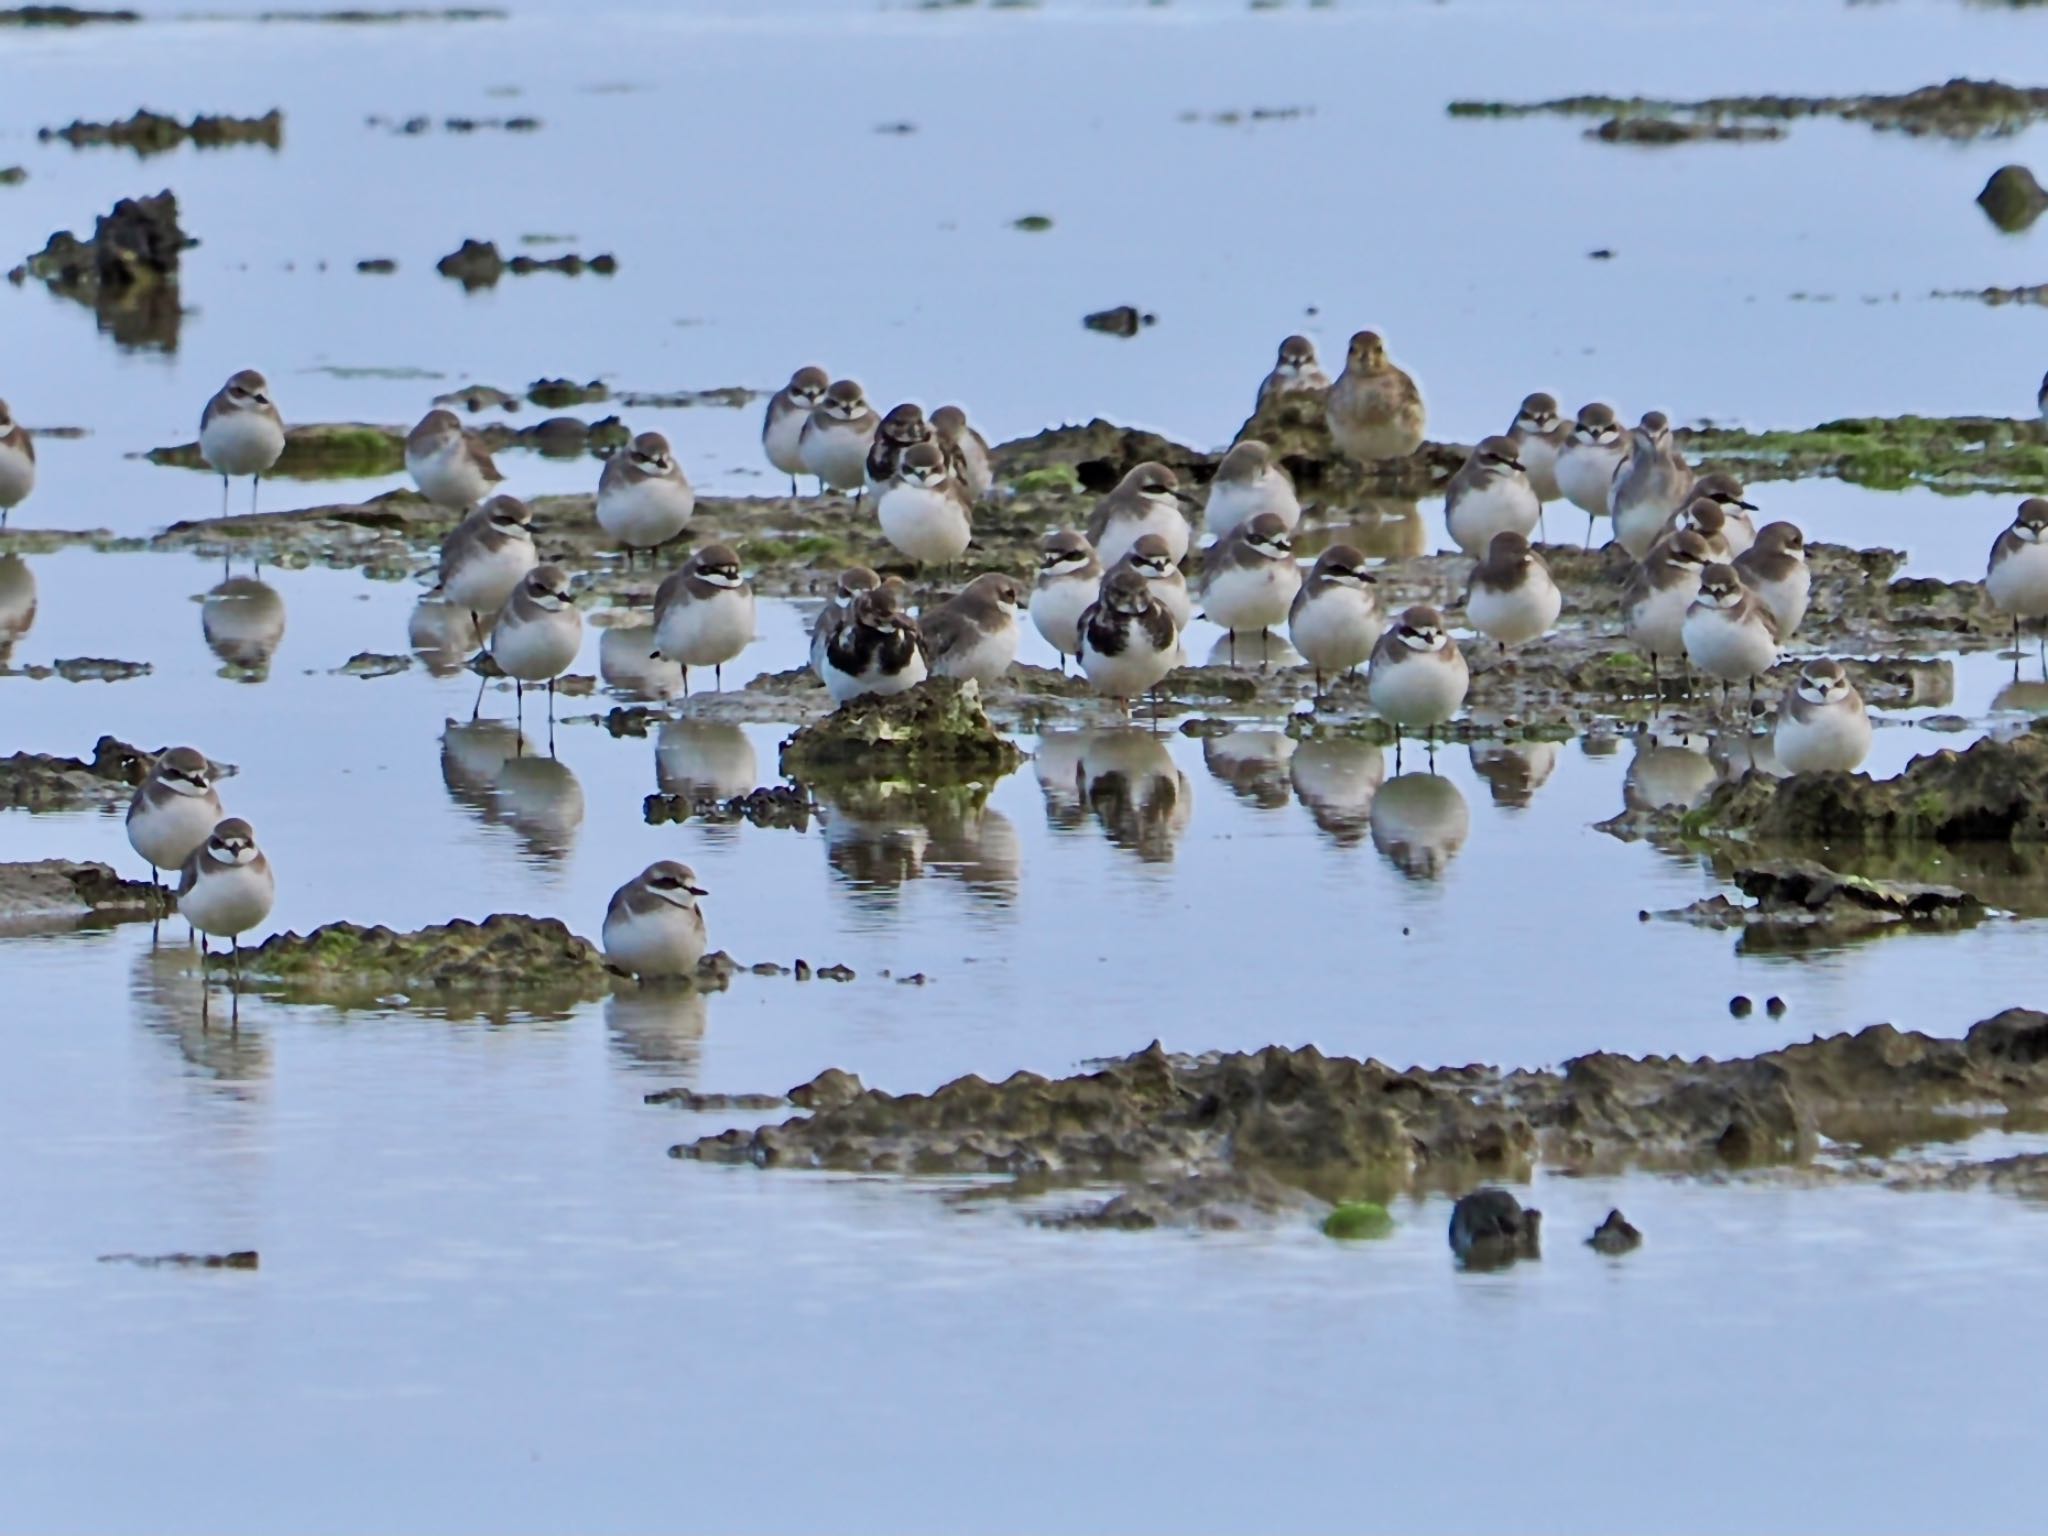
[653,543,755,693]
[822,583,927,703]
[199,369,285,528]
[1199,511,1300,666]
[876,441,973,566]
[1555,402,1629,546]
[810,565,881,680]
[434,494,537,636]
[1368,605,1468,764]
[1683,562,1781,712]
[1444,435,1540,557]
[603,861,709,982]
[486,563,582,744]
[1255,334,1330,410]
[930,405,994,500]
[127,747,224,909]
[1078,565,1178,712]
[1288,543,1381,697]
[0,398,35,529]
[1116,532,1193,631]
[596,431,694,566]
[1326,330,1426,463]
[1689,471,1759,556]
[1029,530,1101,668]
[1732,521,1810,640]
[798,378,879,497]
[1610,411,1695,560]
[924,573,1025,686]
[863,402,932,494]
[1774,658,1872,774]
[1986,497,2048,663]
[1656,496,1737,564]
[1203,439,1299,537]
[1086,461,1194,567]
[405,408,503,510]
[1623,529,1713,696]
[763,365,829,494]
[1465,530,1561,651]
[180,816,275,1023]
[1507,391,1567,504]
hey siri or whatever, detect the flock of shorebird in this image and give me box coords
[4,332,2044,995]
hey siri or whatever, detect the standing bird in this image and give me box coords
[1623,529,1713,695]
[603,861,709,982]
[1326,330,1426,464]
[1656,497,1736,564]
[1610,411,1695,560]
[1689,471,1759,557]
[1986,497,2048,661]
[1203,439,1300,537]
[1444,435,1540,557]
[763,365,830,495]
[1029,531,1101,668]
[1368,606,1469,761]
[876,441,973,566]
[653,543,755,693]
[1079,565,1179,709]
[127,747,224,899]
[487,563,583,742]
[798,378,880,497]
[1255,334,1330,410]
[1465,531,1561,652]
[810,566,881,680]
[1733,521,1810,641]
[1199,512,1301,666]
[1288,543,1381,697]
[1774,658,1872,775]
[822,584,927,704]
[1086,461,1194,567]
[597,431,694,566]
[1555,402,1629,545]
[1683,562,1781,712]
[180,817,275,1013]
[0,398,36,528]
[863,402,932,495]
[199,369,286,526]
[404,408,503,510]
[930,405,994,500]
[1117,533,1193,631]
[923,573,1026,686]
[1507,392,1568,504]
[434,494,537,637]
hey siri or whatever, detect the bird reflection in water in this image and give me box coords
[439,719,584,865]
[409,595,483,678]
[819,781,931,908]
[600,621,685,701]
[1033,729,1090,831]
[1075,727,1194,861]
[1201,727,1296,809]
[131,942,270,1085]
[1295,501,1424,563]
[1622,722,1717,814]
[1290,737,1384,846]
[0,552,35,667]
[605,985,708,1075]
[1467,740,1559,809]
[202,574,286,680]
[1370,771,1470,881]
[655,720,760,847]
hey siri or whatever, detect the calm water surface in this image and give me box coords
[5,2,2048,1531]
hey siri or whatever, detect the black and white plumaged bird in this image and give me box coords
[1078,565,1179,710]
[810,566,881,681]
[822,584,928,704]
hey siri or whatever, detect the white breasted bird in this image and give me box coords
[1030,530,1101,667]
[127,746,224,896]
[405,408,503,511]
[486,563,583,738]
[822,583,928,704]
[1368,605,1469,759]
[1610,411,1695,561]
[1199,511,1301,666]
[810,565,881,681]
[653,543,756,693]
[1774,658,1872,775]
[876,440,973,566]
[1986,497,2048,657]
[604,860,709,982]
[1732,521,1810,641]
[180,817,276,1008]
[1683,561,1781,709]
[597,431,694,565]
[1288,543,1381,696]
[763,365,830,494]
[863,402,932,495]
[930,405,993,501]
[923,573,1026,686]
[1326,330,1426,463]
[0,398,36,528]
[1655,497,1735,564]
[1689,471,1759,557]
[199,369,286,546]
[798,378,880,496]
[1203,439,1300,537]
[1508,392,1567,504]
[1256,334,1330,410]
[1078,565,1179,707]
[1117,532,1193,632]
[1087,461,1194,568]
[1465,530,1561,651]
[1623,529,1713,694]
[1555,402,1629,545]
[1444,434,1540,557]
[434,494,538,634]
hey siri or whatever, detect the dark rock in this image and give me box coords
[1082,305,1151,337]
[527,377,607,408]
[52,656,149,681]
[644,1087,788,1110]
[98,1250,257,1268]
[1587,1209,1642,1254]
[644,783,809,830]
[40,109,282,154]
[1767,997,1788,1019]
[789,1067,864,1111]
[354,257,396,273]
[1448,1189,1542,1267]
[0,734,162,808]
[1731,995,1754,1018]
[19,189,188,350]
[0,858,171,930]
[815,963,856,983]
[436,237,504,288]
[0,166,25,185]
[1589,116,1782,144]
[780,677,1024,785]
[1977,164,2048,231]
[0,6,140,24]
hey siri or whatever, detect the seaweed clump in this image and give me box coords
[235,913,611,1010]
[779,677,1024,784]
[12,190,188,350]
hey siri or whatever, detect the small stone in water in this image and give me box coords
[1766,996,1787,1018]
[1730,995,1754,1018]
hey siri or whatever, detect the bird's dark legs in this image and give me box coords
[547,678,557,757]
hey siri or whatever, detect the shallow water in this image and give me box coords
[6,1,2048,1531]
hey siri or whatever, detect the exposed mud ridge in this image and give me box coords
[1656,860,1985,953]
[0,734,168,809]
[1588,117,1782,145]
[435,238,617,289]
[11,189,187,351]
[643,784,810,830]
[780,678,1026,784]
[98,1250,258,1269]
[235,913,613,1007]
[0,6,137,23]
[367,113,539,135]
[678,1012,2048,1223]
[0,859,171,931]
[40,109,283,154]
[147,414,631,481]
[231,6,505,19]
[1450,79,2048,140]
[1681,415,2048,495]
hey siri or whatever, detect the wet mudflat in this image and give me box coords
[8,0,2048,1532]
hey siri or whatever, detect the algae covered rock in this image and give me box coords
[779,677,1024,784]
[1232,390,1465,501]
[1978,164,2048,231]
[1321,1201,1395,1240]
[236,913,610,1008]
[147,421,405,479]
[16,189,188,349]
[0,858,170,929]
[0,734,164,808]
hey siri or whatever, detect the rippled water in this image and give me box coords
[7,1,2048,1530]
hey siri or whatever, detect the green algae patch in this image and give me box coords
[236,913,610,1009]
[779,677,1025,784]
[1678,414,2048,495]
[147,422,403,480]
[1007,464,1080,495]
[1322,1202,1395,1240]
